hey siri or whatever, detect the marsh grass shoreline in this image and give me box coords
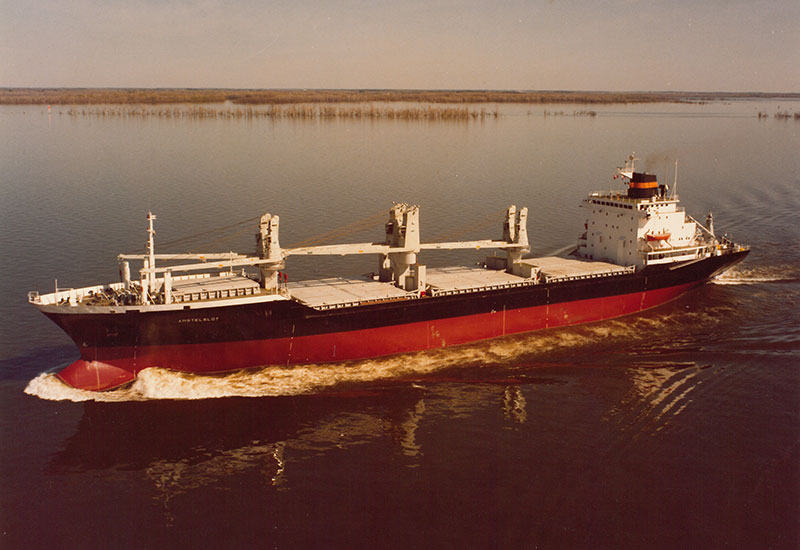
[52,104,503,121]
[6,89,798,121]
[17,103,799,122]
[3,88,799,106]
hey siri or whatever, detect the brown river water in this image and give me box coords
[1,101,798,548]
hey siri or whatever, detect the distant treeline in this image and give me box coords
[2,88,799,105]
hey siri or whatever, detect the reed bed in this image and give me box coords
[4,88,798,106]
[759,111,799,120]
[543,109,597,117]
[56,103,500,121]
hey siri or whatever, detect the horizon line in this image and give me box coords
[2,87,800,96]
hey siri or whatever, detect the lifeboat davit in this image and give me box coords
[646,232,671,242]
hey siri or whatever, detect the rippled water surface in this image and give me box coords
[1,101,798,548]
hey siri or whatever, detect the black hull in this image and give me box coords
[47,251,747,348]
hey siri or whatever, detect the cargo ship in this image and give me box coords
[29,155,749,391]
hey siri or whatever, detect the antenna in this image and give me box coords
[618,152,637,180]
[672,159,678,198]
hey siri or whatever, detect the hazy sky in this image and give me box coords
[2,0,798,91]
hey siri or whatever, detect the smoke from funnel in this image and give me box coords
[643,150,678,182]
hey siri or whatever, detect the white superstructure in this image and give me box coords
[576,155,718,269]
[577,193,702,268]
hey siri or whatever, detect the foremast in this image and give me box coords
[141,211,157,304]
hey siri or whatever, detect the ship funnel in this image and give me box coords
[628,172,659,199]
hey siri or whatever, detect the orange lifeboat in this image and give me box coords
[646,231,671,242]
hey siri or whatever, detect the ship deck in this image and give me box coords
[171,273,261,303]
[32,257,635,311]
[425,266,535,296]
[287,258,633,310]
[525,257,634,282]
[287,277,416,310]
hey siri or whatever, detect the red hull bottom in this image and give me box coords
[57,283,696,391]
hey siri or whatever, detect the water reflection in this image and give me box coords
[47,379,531,513]
[605,364,704,439]
[146,441,285,525]
[503,386,527,424]
[49,388,422,515]
[396,397,425,459]
[45,356,734,527]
